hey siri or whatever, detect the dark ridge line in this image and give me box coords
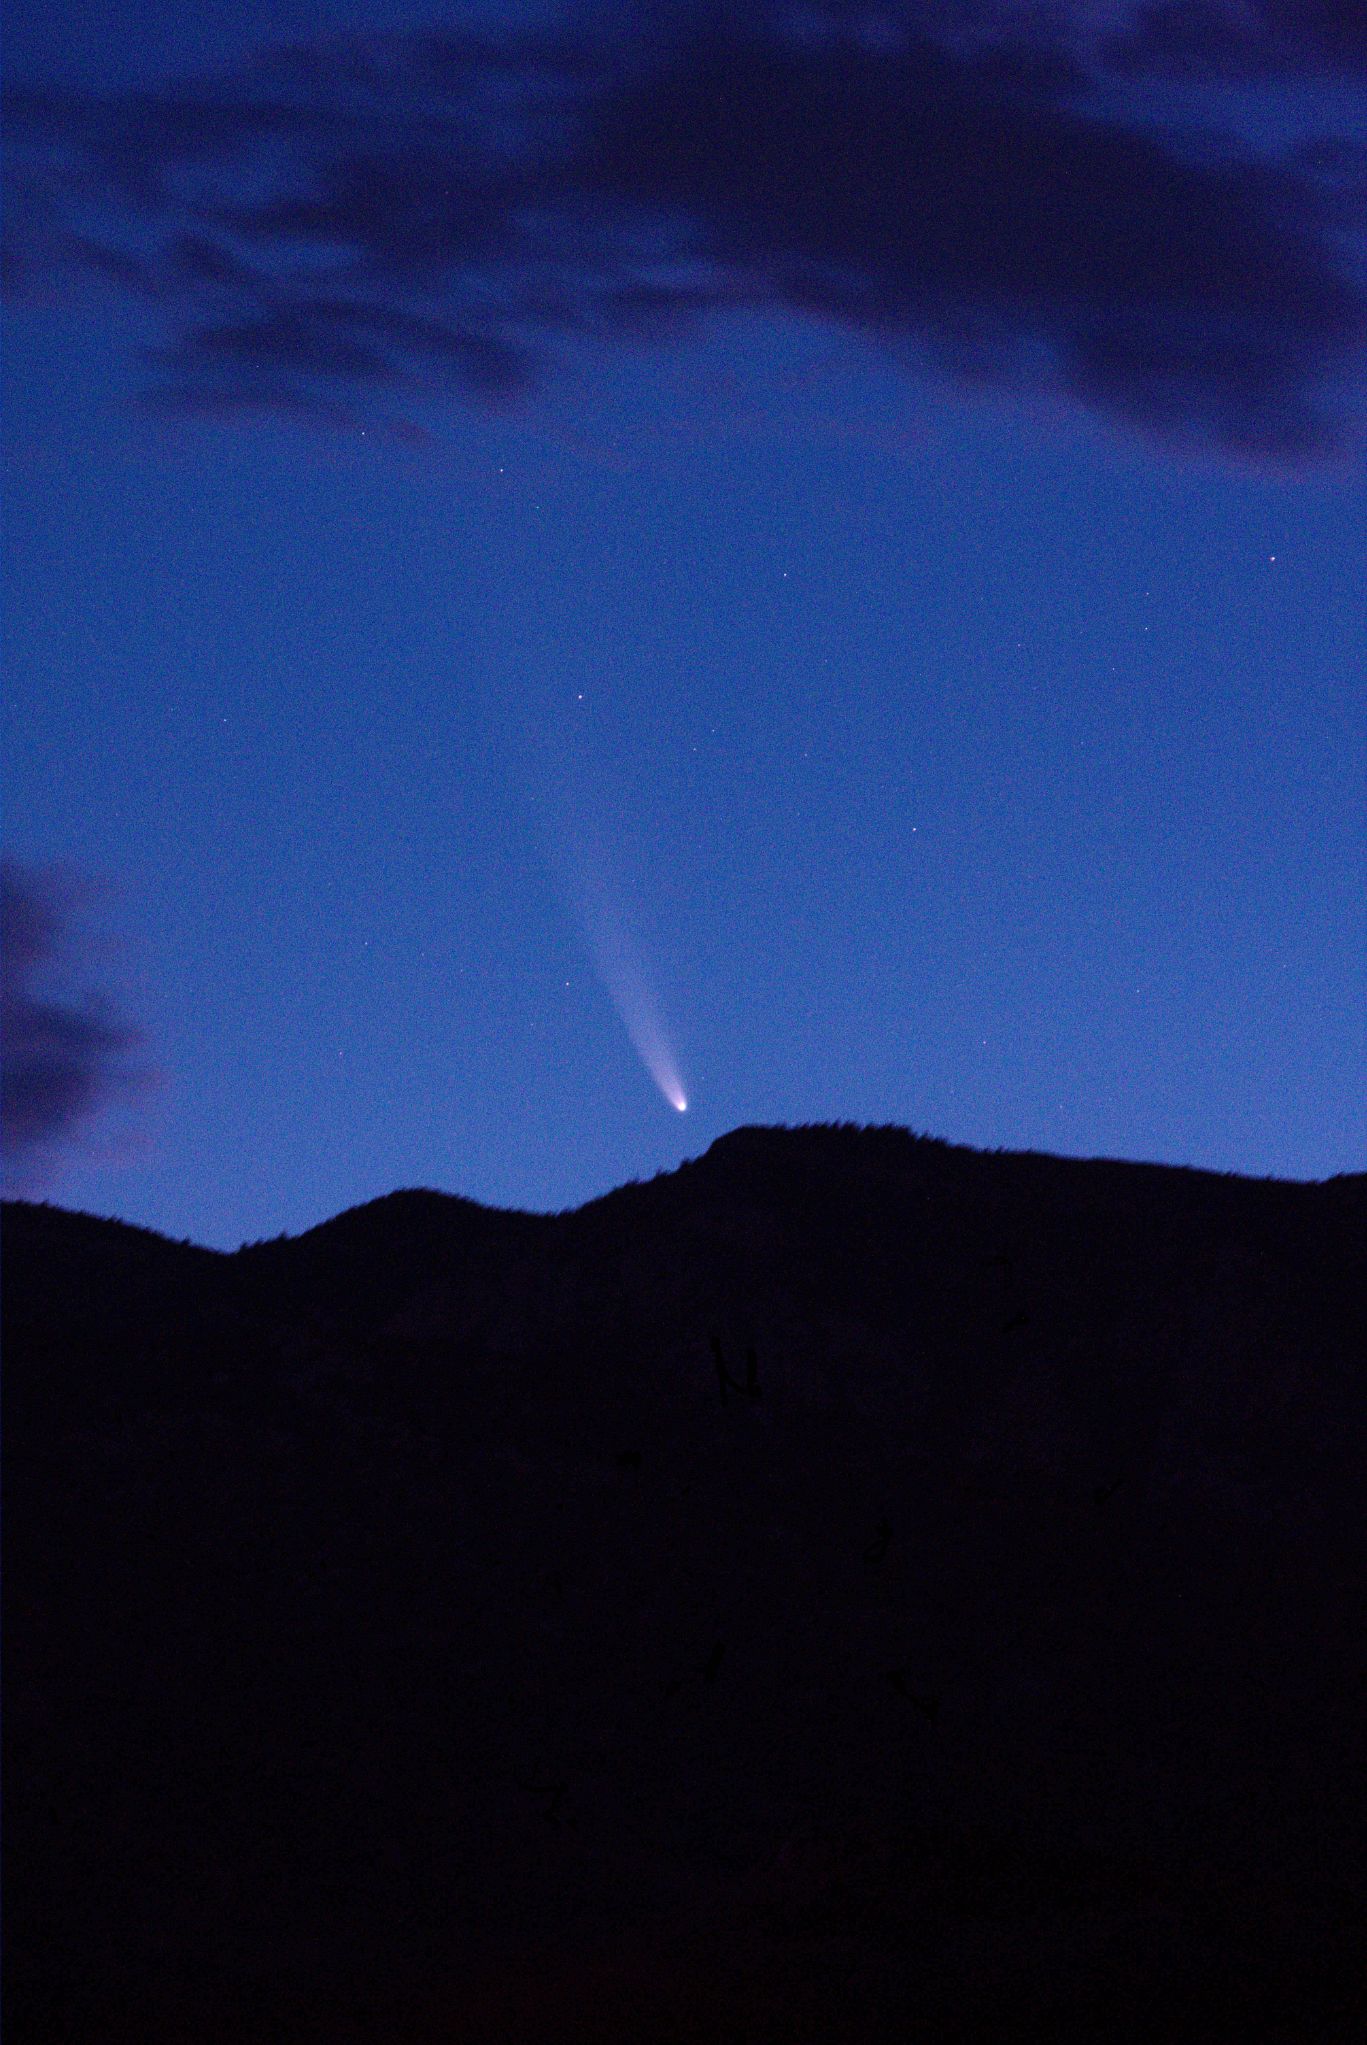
[3,1119,1359,1257]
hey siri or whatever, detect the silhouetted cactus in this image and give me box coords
[710,1332,761,1403]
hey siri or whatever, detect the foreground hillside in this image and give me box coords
[5,1126,1365,2041]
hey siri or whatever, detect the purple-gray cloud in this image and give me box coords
[1107,0,1367,80]
[1,858,146,1192]
[4,3,1365,459]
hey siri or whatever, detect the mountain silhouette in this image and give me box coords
[4,1125,1365,2042]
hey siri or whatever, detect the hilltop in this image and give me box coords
[4,1126,1364,2041]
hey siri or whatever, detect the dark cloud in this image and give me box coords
[1108,1,1367,81]
[3,3,1364,458]
[1,859,147,1192]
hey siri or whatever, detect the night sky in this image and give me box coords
[3,1,1363,1249]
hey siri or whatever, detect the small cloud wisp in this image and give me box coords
[1,857,149,1192]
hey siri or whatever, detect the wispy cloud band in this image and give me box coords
[1,859,148,1192]
[5,2,1364,458]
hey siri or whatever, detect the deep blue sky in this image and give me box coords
[4,2,1364,1246]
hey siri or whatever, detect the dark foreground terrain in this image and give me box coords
[5,1125,1365,2041]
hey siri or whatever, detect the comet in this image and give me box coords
[528,722,690,1114]
[595,948,688,1112]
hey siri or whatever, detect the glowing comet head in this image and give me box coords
[533,737,690,1116]
[632,1026,688,1114]
[601,958,688,1115]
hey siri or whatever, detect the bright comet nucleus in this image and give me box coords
[606,957,689,1114]
[532,725,691,1116]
